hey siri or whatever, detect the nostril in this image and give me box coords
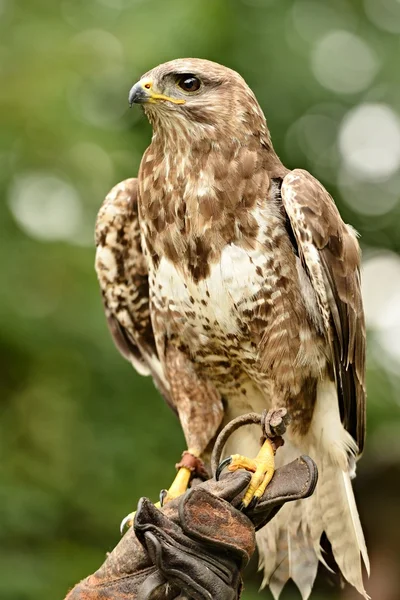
[144,82,152,90]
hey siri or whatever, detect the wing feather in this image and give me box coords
[95,178,173,409]
[281,169,366,454]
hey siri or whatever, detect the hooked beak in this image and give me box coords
[128,79,186,107]
[128,81,152,106]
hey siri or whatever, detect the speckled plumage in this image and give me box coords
[95,59,368,599]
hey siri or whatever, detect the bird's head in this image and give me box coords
[128,58,268,143]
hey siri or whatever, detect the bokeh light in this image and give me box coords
[364,0,400,34]
[338,103,400,181]
[67,69,132,130]
[363,251,400,364]
[67,142,115,189]
[338,168,400,216]
[285,104,344,183]
[311,30,379,94]
[69,28,125,64]
[290,0,357,43]
[8,173,83,242]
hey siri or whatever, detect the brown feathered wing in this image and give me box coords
[256,169,369,599]
[95,179,172,408]
[280,168,366,454]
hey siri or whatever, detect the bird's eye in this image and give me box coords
[177,75,201,93]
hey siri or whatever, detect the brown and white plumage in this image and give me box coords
[281,171,366,453]
[95,179,172,406]
[95,58,369,598]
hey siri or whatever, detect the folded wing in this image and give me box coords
[95,179,172,409]
[280,169,366,454]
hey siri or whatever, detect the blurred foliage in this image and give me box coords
[1,0,400,599]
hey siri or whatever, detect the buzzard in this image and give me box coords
[95,58,369,599]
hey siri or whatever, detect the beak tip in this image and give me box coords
[129,82,149,106]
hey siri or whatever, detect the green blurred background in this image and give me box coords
[1,0,400,598]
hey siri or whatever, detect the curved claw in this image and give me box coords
[120,512,134,535]
[215,456,233,481]
[247,496,258,511]
[239,496,258,512]
[159,489,167,507]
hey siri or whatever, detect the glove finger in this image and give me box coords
[135,497,180,534]
[135,497,183,549]
[179,488,255,566]
[204,469,251,502]
[244,456,318,530]
[143,530,240,600]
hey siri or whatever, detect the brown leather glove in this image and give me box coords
[65,456,317,600]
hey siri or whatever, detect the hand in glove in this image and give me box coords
[65,456,317,600]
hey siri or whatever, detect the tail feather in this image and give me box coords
[258,501,319,600]
[288,502,319,600]
[343,470,370,576]
[266,520,290,600]
[288,526,319,600]
[257,379,369,598]
[302,482,328,568]
[257,448,370,599]
[318,456,369,596]
[257,514,279,584]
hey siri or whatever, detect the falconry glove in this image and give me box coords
[65,456,317,600]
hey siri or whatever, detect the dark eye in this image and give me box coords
[177,75,201,93]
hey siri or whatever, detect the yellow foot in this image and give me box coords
[159,465,193,505]
[216,438,275,509]
[120,449,202,533]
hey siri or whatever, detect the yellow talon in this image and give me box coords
[227,455,258,473]
[161,447,201,504]
[220,438,275,509]
[120,469,191,533]
[160,466,193,504]
[120,448,201,533]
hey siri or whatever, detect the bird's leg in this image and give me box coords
[121,346,224,533]
[216,408,289,509]
[160,465,192,505]
[159,346,224,495]
[159,448,207,505]
[120,449,205,533]
[218,438,277,509]
[236,439,275,507]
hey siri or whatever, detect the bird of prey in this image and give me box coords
[95,58,369,599]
